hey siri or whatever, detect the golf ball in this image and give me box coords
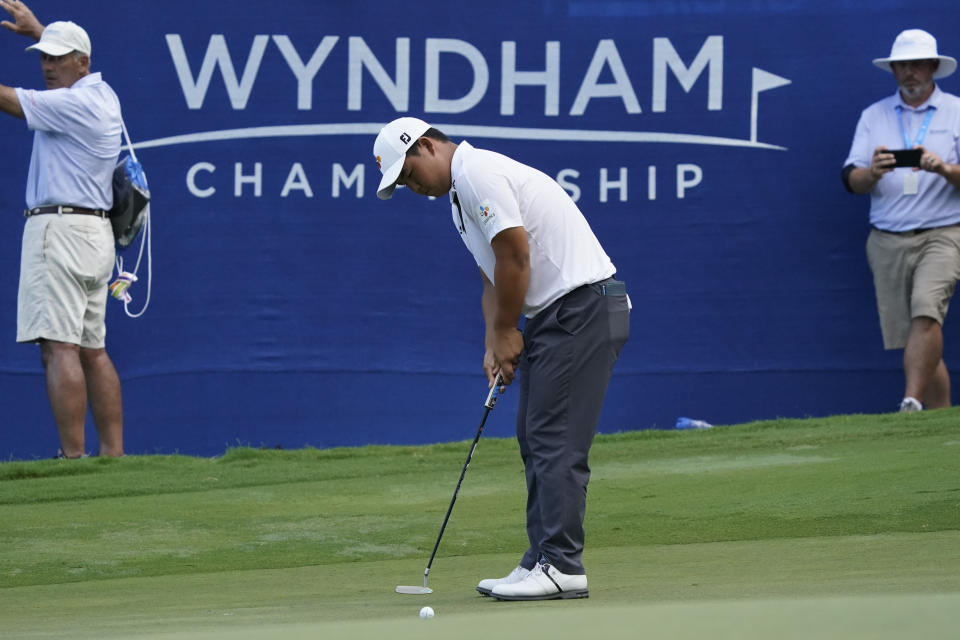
[419,606,435,619]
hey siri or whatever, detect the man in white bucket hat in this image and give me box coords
[842,29,960,412]
[0,0,126,457]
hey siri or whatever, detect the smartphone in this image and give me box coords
[891,149,922,168]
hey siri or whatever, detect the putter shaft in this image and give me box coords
[421,374,504,582]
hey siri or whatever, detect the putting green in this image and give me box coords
[2,533,958,638]
[126,594,960,640]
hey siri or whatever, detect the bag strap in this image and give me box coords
[116,214,152,318]
[120,116,139,164]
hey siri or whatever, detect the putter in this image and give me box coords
[395,373,505,595]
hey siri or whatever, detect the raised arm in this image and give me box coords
[0,0,41,118]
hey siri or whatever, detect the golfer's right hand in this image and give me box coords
[483,349,512,392]
[488,328,523,386]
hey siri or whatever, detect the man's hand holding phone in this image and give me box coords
[870,146,897,179]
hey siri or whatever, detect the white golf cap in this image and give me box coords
[374,117,432,200]
[872,29,956,79]
[25,21,91,57]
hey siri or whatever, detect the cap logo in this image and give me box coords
[400,132,411,144]
[375,155,382,170]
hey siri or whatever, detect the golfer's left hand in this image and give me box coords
[0,0,43,40]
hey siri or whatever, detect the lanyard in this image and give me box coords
[896,105,936,148]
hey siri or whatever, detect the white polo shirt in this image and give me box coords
[844,85,960,231]
[449,141,616,318]
[15,72,122,210]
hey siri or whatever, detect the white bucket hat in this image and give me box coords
[374,117,432,200]
[872,29,956,79]
[25,21,91,57]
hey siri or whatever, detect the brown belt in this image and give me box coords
[24,205,108,219]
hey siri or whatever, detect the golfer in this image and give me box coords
[373,118,630,601]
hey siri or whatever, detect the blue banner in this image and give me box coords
[2,0,958,458]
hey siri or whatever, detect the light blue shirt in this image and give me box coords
[15,72,122,210]
[844,85,960,231]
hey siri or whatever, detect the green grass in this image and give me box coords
[1,409,959,638]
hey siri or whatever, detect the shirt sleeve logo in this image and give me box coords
[478,201,496,226]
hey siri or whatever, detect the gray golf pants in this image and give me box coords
[516,278,630,575]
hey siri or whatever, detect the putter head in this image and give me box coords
[395,585,433,595]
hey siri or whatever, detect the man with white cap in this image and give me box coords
[373,118,630,600]
[0,0,125,456]
[843,29,960,412]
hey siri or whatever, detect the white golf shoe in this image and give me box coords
[898,397,923,413]
[476,565,531,596]
[490,561,588,600]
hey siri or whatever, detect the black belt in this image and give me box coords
[24,205,108,219]
[588,278,626,296]
[872,224,959,237]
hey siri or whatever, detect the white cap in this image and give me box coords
[373,117,431,200]
[872,29,956,79]
[25,21,91,57]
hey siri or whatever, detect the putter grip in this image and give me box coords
[485,373,504,409]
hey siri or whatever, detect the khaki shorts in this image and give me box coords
[17,214,116,348]
[866,225,960,350]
